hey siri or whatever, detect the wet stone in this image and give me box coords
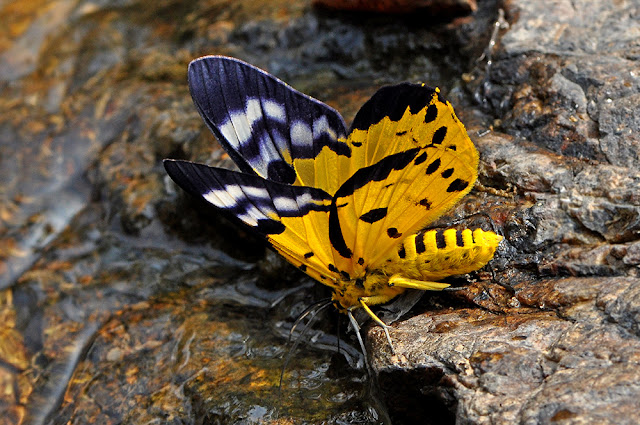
[51,290,369,424]
[371,279,640,425]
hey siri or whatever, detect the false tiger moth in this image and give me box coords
[164,56,502,344]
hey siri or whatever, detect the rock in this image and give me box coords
[370,278,640,424]
[368,0,640,423]
[1,0,639,423]
[483,0,640,167]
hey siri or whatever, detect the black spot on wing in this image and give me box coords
[419,198,431,209]
[350,83,438,131]
[299,264,307,272]
[432,126,447,145]
[396,130,407,136]
[329,148,421,260]
[304,252,314,258]
[398,244,406,259]
[256,219,286,235]
[328,264,338,272]
[352,141,363,147]
[441,168,454,179]
[414,152,428,165]
[387,228,402,238]
[447,178,470,192]
[267,160,297,184]
[360,207,388,223]
[357,257,365,265]
[425,158,441,175]
[323,139,353,158]
[424,104,438,123]
[340,271,351,280]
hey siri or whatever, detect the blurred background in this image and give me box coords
[1,0,639,424]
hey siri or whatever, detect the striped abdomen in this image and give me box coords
[382,228,502,281]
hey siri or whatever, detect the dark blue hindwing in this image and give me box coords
[164,159,332,236]
[188,56,348,185]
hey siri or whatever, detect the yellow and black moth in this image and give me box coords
[164,56,502,344]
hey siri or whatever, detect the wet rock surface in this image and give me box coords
[367,0,640,424]
[1,0,638,424]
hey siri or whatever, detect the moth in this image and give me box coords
[164,56,502,346]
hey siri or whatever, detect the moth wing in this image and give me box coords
[164,159,341,288]
[326,84,479,276]
[188,56,349,185]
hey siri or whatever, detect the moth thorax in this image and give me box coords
[331,271,402,311]
[331,277,368,311]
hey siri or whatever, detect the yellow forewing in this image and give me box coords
[291,88,476,193]
[292,87,479,278]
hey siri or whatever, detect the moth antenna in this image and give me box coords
[445,210,498,230]
[269,281,315,310]
[472,8,509,106]
[287,297,332,345]
[279,300,333,392]
[336,313,341,356]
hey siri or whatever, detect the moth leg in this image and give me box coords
[357,297,396,354]
[347,309,371,373]
[388,275,450,291]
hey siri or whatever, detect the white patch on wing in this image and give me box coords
[257,203,277,218]
[290,120,313,148]
[242,186,271,199]
[204,187,237,209]
[228,110,253,147]
[238,204,267,226]
[273,196,299,212]
[264,99,286,123]
[295,192,313,206]
[224,184,245,200]
[219,119,241,149]
[313,115,337,141]
[245,98,263,126]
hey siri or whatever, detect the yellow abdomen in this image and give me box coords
[331,228,502,311]
[382,228,503,281]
